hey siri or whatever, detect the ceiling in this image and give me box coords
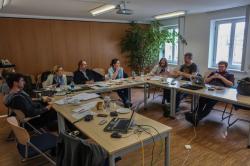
[1,0,250,22]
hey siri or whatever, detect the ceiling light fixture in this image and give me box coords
[154,10,186,20]
[90,4,116,16]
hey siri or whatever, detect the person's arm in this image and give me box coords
[216,74,234,87]
[42,74,53,88]
[179,64,198,79]
[149,65,158,76]
[204,72,215,84]
[11,95,45,117]
[74,71,84,84]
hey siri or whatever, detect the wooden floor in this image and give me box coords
[1,88,250,166]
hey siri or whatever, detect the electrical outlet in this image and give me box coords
[248,64,250,70]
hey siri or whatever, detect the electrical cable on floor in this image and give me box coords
[181,149,191,166]
[137,125,156,166]
[137,124,163,165]
[136,132,145,166]
[182,94,202,166]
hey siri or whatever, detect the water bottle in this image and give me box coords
[132,71,136,79]
[70,81,75,91]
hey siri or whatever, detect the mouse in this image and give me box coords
[111,132,122,138]
[110,111,118,117]
[84,115,93,121]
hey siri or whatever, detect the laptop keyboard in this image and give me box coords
[114,119,130,130]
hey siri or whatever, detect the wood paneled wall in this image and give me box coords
[0,18,132,76]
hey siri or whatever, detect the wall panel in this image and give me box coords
[0,18,131,76]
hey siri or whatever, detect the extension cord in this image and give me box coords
[185,144,192,150]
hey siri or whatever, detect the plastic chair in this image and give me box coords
[7,116,57,165]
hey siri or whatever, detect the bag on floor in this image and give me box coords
[237,77,250,96]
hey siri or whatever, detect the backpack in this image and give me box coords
[237,77,250,96]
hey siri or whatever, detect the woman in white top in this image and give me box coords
[42,65,67,88]
[150,58,177,76]
[150,58,178,106]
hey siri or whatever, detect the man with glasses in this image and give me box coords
[185,61,234,125]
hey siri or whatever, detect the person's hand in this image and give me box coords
[42,96,53,102]
[216,74,224,80]
[46,104,52,110]
[114,67,120,72]
[175,71,182,76]
[86,80,94,84]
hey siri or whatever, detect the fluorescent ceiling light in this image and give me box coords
[90,4,116,16]
[155,11,186,20]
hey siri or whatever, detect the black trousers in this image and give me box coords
[194,97,218,120]
[28,110,58,130]
[117,88,129,105]
[163,89,182,109]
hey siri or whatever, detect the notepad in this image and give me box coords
[54,92,99,105]
[72,101,98,113]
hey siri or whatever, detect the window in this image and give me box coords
[160,26,179,65]
[211,18,245,70]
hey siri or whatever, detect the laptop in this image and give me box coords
[180,74,205,90]
[104,109,135,133]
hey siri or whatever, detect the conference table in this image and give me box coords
[52,97,172,166]
[51,75,250,155]
[147,77,250,147]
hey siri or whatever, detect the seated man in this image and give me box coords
[185,61,234,125]
[73,60,104,84]
[175,53,198,111]
[177,53,198,81]
[4,73,57,130]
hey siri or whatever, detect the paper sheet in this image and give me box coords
[72,101,98,113]
[54,92,99,105]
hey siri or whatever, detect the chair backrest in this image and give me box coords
[64,71,74,77]
[10,108,26,123]
[92,68,105,76]
[6,116,30,145]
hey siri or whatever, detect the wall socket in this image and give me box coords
[248,64,250,70]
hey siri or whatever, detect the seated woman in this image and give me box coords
[108,58,131,108]
[149,58,178,105]
[42,65,67,88]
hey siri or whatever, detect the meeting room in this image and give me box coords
[1,0,250,166]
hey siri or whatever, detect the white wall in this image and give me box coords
[183,6,250,80]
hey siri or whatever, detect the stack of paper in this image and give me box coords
[54,92,99,105]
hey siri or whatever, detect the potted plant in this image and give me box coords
[120,21,183,74]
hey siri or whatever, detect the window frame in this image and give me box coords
[212,17,246,70]
[160,25,179,65]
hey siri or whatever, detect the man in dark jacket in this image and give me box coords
[73,60,104,84]
[4,73,57,129]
